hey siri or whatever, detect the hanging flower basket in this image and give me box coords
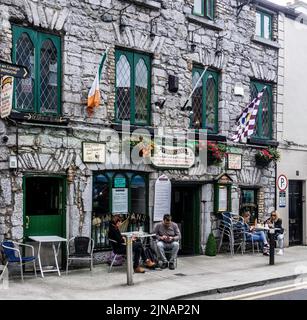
[255,147,280,168]
[206,142,226,166]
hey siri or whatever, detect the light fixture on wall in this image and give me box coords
[188,26,202,53]
[150,15,160,40]
[119,4,132,33]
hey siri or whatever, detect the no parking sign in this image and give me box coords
[277,174,288,191]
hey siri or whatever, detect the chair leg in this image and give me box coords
[33,261,37,277]
[20,264,24,282]
[90,256,93,271]
[108,254,117,273]
[66,258,69,275]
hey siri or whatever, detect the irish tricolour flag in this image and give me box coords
[87,49,108,116]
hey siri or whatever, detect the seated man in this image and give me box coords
[108,215,155,273]
[243,211,269,255]
[153,214,181,270]
[266,210,284,255]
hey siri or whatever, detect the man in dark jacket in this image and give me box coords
[108,215,155,273]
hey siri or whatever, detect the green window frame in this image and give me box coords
[191,68,219,133]
[92,171,148,250]
[250,81,272,140]
[12,25,61,115]
[256,10,272,40]
[193,0,215,20]
[115,49,151,125]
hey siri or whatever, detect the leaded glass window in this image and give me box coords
[12,26,61,115]
[15,33,35,112]
[191,68,219,133]
[115,50,151,125]
[250,82,272,139]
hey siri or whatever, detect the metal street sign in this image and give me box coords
[277,174,288,191]
[0,60,29,79]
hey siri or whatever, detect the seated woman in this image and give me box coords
[108,215,155,273]
[266,210,284,255]
[243,211,269,255]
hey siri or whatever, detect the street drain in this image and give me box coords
[174,273,187,276]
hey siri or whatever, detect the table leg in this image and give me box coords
[52,242,61,276]
[126,236,133,286]
[269,231,275,265]
[37,241,44,278]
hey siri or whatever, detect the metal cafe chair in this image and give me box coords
[0,240,37,282]
[108,238,126,273]
[66,236,94,275]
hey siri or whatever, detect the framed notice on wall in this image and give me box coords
[82,142,106,163]
[112,188,128,213]
[218,186,228,212]
[153,174,171,221]
[227,153,242,170]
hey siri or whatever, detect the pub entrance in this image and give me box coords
[171,184,200,255]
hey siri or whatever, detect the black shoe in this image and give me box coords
[169,262,175,270]
[161,261,168,269]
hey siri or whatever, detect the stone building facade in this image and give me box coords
[0,0,292,257]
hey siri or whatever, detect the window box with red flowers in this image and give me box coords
[207,142,227,166]
[255,147,280,168]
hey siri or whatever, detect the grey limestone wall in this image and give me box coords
[0,0,279,245]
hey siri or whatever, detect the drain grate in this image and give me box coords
[174,273,187,276]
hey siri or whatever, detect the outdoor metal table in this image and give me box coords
[29,236,67,278]
[121,231,156,286]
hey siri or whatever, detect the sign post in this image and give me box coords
[0,60,29,118]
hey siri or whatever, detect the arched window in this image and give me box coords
[131,175,146,214]
[12,26,61,114]
[116,54,131,121]
[250,82,272,139]
[135,59,149,123]
[15,32,35,111]
[115,50,151,125]
[191,68,219,133]
[40,39,58,114]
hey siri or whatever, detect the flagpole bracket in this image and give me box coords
[233,0,254,19]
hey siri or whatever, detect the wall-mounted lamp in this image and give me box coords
[150,15,160,40]
[155,99,166,110]
[188,26,202,52]
[119,4,132,33]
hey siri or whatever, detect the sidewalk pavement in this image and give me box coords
[1,246,307,300]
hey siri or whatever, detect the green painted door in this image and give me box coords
[171,185,200,255]
[24,176,66,238]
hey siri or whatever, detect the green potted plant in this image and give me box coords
[205,232,217,256]
[255,147,280,168]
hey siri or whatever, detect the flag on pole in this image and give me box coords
[231,86,267,143]
[87,49,108,116]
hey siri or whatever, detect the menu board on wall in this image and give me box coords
[153,174,171,221]
[218,186,228,212]
[112,188,128,213]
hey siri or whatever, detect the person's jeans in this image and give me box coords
[276,233,284,249]
[156,241,179,263]
[250,231,268,245]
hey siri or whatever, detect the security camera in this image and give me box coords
[1,135,8,143]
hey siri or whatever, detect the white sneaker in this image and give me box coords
[276,249,284,256]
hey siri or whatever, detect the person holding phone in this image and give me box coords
[153,214,181,270]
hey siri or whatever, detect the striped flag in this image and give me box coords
[87,49,108,116]
[232,87,267,143]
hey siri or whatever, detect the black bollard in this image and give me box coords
[269,229,275,265]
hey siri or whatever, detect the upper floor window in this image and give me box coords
[256,10,272,40]
[193,0,215,20]
[250,81,272,140]
[115,49,151,125]
[191,68,219,133]
[12,26,61,115]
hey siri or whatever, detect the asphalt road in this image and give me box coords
[183,279,307,300]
